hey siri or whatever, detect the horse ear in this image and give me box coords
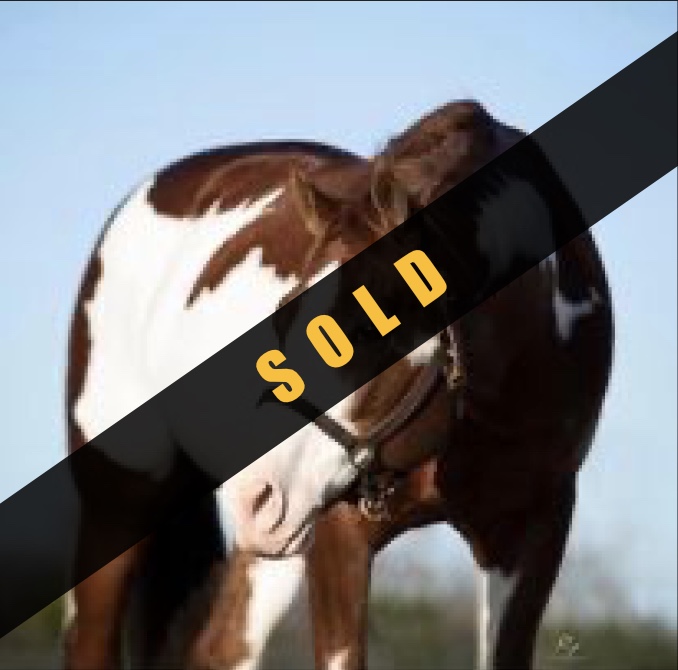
[288,169,339,240]
[377,100,486,207]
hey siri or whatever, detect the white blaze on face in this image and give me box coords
[221,393,363,556]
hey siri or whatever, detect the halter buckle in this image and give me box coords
[358,470,397,521]
[349,443,374,472]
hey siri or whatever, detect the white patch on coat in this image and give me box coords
[477,567,519,670]
[216,488,238,551]
[553,287,601,341]
[540,249,601,342]
[327,648,351,670]
[62,590,76,629]
[540,251,558,275]
[306,260,341,287]
[231,556,305,670]
[74,180,287,474]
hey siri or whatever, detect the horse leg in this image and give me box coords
[190,549,305,670]
[63,541,145,670]
[470,476,576,670]
[308,502,371,670]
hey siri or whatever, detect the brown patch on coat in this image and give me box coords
[148,142,357,219]
[189,551,255,670]
[66,254,102,453]
[145,145,367,306]
[186,191,317,306]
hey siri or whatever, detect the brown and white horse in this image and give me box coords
[63,100,613,670]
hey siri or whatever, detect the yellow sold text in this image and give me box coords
[256,250,446,403]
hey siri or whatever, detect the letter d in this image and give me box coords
[394,250,447,307]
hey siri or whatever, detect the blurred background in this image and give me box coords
[0,2,675,667]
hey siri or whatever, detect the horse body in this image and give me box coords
[64,101,614,670]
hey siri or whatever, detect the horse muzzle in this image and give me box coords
[223,475,316,557]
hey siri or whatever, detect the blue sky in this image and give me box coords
[0,2,676,623]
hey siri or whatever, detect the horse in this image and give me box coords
[63,99,614,670]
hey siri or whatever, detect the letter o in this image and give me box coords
[306,315,354,368]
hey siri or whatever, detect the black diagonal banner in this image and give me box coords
[1,34,676,639]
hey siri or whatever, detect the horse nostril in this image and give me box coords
[246,479,287,536]
[252,482,274,515]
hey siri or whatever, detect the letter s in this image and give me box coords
[256,349,305,403]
